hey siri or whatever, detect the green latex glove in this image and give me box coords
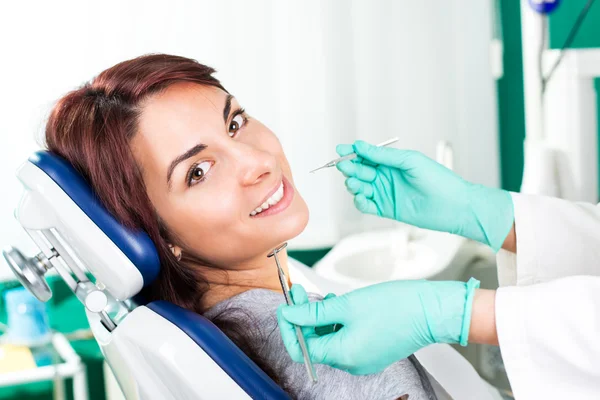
[278,279,480,375]
[336,141,514,251]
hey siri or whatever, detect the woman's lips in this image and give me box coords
[251,175,294,218]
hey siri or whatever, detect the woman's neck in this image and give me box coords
[198,249,292,311]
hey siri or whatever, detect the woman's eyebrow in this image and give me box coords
[223,94,234,123]
[165,95,233,189]
[166,143,207,189]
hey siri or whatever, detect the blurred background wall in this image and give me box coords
[0,0,501,273]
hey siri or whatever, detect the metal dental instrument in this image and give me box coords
[309,137,400,173]
[268,243,318,383]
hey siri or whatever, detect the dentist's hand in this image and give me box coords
[277,279,479,375]
[336,141,514,251]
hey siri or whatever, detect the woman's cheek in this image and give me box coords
[252,125,283,151]
[198,196,238,227]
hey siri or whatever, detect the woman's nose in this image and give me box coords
[236,146,277,186]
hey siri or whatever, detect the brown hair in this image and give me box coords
[45,54,284,388]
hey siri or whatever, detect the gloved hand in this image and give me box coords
[277,279,479,375]
[336,141,514,251]
[277,286,338,360]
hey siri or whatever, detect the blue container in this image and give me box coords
[4,287,52,346]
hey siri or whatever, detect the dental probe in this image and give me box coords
[309,137,400,173]
[268,243,318,383]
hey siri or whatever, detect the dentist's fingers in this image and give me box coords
[336,159,355,178]
[314,293,343,336]
[336,160,378,182]
[277,305,304,363]
[345,178,374,198]
[281,296,347,327]
[279,308,345,366]
[336,144,354,157]
[290,284,309,305]
[288,285,319,339]
[279,291,348,367]
[279,288,341,363]
[353,141,422,170]
[336,143,370,166]
[354,193,379,215]
[301,331,345,366]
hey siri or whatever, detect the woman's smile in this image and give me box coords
[250,175,295,218]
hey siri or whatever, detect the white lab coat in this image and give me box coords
[495,193,600,399]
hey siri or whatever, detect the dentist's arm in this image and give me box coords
[501,223,516,253]
[468,288,498,346]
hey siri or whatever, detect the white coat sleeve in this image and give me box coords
[495,276,600,399]
[496,193,600,286]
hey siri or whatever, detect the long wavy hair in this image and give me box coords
[44,53,285,388]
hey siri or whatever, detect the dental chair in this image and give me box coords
[2,151,290,399]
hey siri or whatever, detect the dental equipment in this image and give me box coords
[5,151,290,399]
[268,243,318,383]
[309,137,400,173]
[3,247,53,302]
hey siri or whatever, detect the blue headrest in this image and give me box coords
[148,301,290,399]
[29,151,160,286]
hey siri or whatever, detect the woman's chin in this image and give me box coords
[273,196,309,247]
[291,194,310,234]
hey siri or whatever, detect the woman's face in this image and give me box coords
[131,82,309,268]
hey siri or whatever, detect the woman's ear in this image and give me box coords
[168,244,182,261]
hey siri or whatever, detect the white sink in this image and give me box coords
[314,227,475,290]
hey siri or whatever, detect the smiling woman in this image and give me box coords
[44,54,311,388]
[43,54,436,399]
[129,80,309,303]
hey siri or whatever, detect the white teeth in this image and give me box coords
[268,186,284,205]
[251,182,285,216]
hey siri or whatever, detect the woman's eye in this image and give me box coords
[188,161,212,186]
[228,114,246,137]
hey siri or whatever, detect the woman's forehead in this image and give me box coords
[143,82,228,120]
[138,83,234,140]
[132,83,233,175]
